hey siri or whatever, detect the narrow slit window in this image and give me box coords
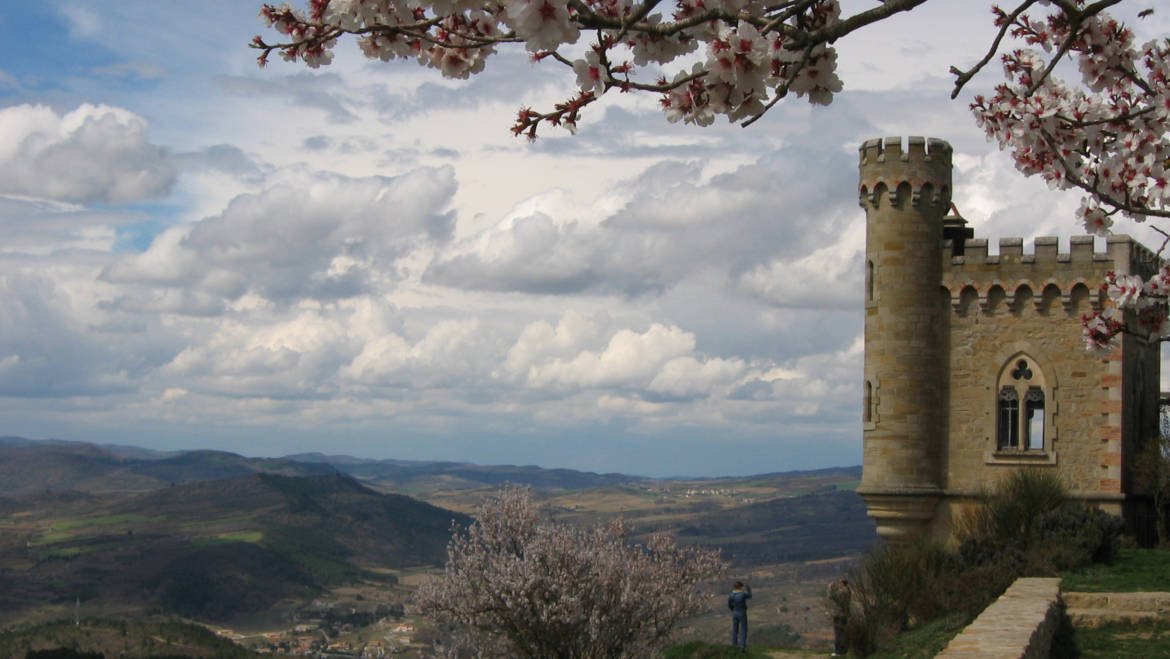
[998,386,1019,450]
[864,381,873,423]
[1025,387,1045,450]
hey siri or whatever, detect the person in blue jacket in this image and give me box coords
[728,580,752,650]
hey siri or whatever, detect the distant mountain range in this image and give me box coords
[0,436,647,497]
[0,436,658,625]
[0,435,871,628]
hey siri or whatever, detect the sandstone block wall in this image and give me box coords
[939,235,1159,511]
[858,136,1161,542]
[936,577,1063,659]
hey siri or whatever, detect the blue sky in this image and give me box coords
[1,1,1166,476]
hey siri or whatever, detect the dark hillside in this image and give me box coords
[0,473,467,622]
[0,445,159,496]
[672,489,877,564]
[131,450,336,484]
[0,618,259,657]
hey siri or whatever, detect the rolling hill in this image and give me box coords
[0,472,468,622]
[0,442,337,497]
[0,434,875,651]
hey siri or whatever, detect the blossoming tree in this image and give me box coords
[252,0,931,135]
[412,486,724,657]
[254,0,1167,351]
[949,1,1169,353]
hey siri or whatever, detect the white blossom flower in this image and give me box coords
[572,51,605,96]
[503,0,579,53]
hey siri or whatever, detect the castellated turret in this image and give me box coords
[856,136,1162,544]
[856,136,952,541]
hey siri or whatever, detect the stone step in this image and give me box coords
[1066,607,1160,628]
[1062,591,1170,614]
[1063,591,1170,628]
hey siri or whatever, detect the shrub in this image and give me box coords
[1031,504,1124,568]
[957,468,1067,546]
[844,469,1126,657]
[843,535,954,655]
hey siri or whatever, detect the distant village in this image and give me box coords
[642,484,756,505]
[212,602,421,657]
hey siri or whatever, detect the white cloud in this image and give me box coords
[526,322,694,389]
[500,310,606,377]
[506,316,749,401]
[102,167,458,306]
[0,104,175,204]
[648,356,746,398]
[737,233,864,309]
[343,317,484,387]
[0,268,156,397]
[22,2,1168,474]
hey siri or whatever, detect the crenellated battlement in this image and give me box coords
[943,234,1159,275]
[859,136,953,167]
[941,234,1162,315]
[858,136,952,209]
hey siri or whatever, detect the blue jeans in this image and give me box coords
[731,612,748,648]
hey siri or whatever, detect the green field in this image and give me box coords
[51,513,168,531]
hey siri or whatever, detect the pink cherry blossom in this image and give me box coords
[413,486,724,656]
[254,0,919,136]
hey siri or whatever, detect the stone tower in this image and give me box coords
[856,135,1161,542]
[856,136,952,541]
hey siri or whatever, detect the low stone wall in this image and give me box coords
[935,577,1062,658]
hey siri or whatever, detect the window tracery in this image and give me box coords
[996,356,1050,453]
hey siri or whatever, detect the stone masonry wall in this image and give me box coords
[936,577,1063,659]
[940,236,1144,505]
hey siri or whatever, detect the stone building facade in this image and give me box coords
[856,136,1161,542]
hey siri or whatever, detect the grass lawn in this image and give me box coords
[662,640,827,658]
[863,614,971,659]
[1069,620,1170,658]
[1061,547,1170,592]
[662,641,775,658]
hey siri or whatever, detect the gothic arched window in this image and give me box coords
[996,357,1049,452]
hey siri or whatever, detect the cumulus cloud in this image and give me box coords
[343,317,488,388]
[527,323,695,389]
[102,167,458,306]
[160,309,359,399]
[0,270,161,397]
[737,237,864,309]
[426,146,859,299]
[0,104,175,204]
[426,211,663,295]
[501,312,751,402]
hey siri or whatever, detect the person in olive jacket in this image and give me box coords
[728,580,752,650]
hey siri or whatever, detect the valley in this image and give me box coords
[0,437,876,655]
